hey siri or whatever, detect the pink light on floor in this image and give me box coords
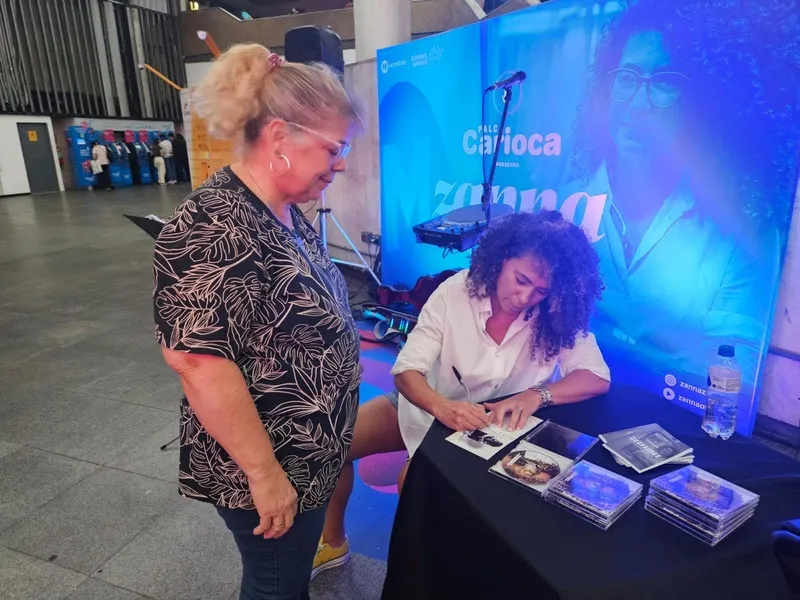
[358,451,408,494]
[356,322,406,493]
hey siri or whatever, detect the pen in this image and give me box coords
[452,366,476,406]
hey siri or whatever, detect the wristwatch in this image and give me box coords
[531,385,554,409]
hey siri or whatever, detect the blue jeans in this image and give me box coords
[165,156,176,182]
[217,505,325,600]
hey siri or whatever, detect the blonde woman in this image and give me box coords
[153,45,363,600]
[90,141,113,190]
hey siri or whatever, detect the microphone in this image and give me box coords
[485,71,527,91]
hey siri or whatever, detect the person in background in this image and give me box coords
[153,43,363,600]
[151,141,166,185]
[91,141,113,191]
[314,210,611,577]
[173,133,190,183]
[149,138,159,180]
[159,134,176,184]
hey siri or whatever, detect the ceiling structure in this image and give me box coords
[181,0,488,60]
[205,0,348,19]
[181,0,540,63]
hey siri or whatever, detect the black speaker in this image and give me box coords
[284,26,345,78]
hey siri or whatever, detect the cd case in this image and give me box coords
[645,466,759,545]
[649,465,759,522]
[644,496,755,546]
[545,461,643,523]
[489,421,598,495]
[600,423,693,473]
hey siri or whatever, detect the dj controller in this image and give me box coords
[412,203,513,251]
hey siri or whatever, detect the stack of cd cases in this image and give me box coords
[543,461,643,530]
[645,465,759,546]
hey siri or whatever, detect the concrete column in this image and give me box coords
[131,10,154,118]
[354,0,411,61]
[104,2,131,117]
[90,0,116,115]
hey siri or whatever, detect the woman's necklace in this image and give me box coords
[241,167,341,305]
[242,164,293,230]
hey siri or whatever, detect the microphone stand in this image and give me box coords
[481,87,513,227]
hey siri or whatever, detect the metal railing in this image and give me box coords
[0,0,184,121]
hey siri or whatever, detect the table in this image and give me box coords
[381,386,800,600]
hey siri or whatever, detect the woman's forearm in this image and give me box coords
[394,370,447,416]
[546,369,610,404]
[165,349,280,481]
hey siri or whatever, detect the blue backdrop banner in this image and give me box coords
[377,0,800,435]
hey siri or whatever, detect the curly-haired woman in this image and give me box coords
[567,0,800,387]
[313,210,610,576]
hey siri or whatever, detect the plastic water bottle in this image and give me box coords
[702,345,741,440]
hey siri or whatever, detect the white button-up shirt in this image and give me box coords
[391,270,611,456]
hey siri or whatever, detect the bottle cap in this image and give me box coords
[718,344,735,357]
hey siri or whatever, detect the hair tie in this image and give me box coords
[266,52,284,72]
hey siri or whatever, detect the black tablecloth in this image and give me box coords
[381,386,800,600]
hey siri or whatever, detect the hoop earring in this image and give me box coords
[269,154,291,176]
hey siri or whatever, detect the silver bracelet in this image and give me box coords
[531,385,554,409]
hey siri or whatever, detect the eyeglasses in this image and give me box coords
[285,121,352,161]
[608,68,690,109]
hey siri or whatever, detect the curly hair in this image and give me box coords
[466,210,604,362]
[572,0,800,232]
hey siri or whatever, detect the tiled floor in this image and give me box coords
[0,185,396,600]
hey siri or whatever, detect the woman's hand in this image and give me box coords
[484,392,542,431]
[433,399,493,432]
[249,463,298,539]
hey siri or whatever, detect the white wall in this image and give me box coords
[758,192,800,427]
[0,116,64,196]
[185,62,213,89]
[769,192,800,356]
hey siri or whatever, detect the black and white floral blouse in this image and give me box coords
[153,167,360,512]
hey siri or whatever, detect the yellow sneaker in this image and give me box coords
[311,537,350,580]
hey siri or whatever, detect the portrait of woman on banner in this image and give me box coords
[563,0,800,392]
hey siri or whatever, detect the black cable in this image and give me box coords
[373,246,382,279]
[302,199,318,215]
[482,88,489,189]
[359,332,403,346]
